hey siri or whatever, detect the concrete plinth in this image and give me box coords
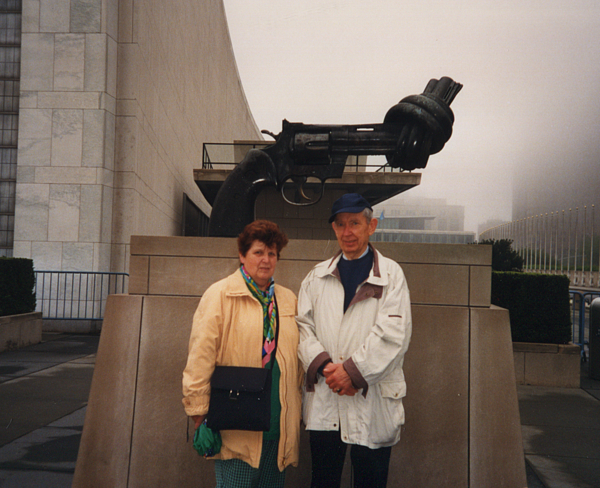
[0,312,42,352]
[74,237,527,488]
[513,342,581,388]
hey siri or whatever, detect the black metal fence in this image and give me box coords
[34,271,129,320]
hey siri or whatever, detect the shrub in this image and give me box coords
[491,271,571,344]
[0,257,36,317]
[478,238,524,272]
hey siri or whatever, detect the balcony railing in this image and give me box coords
[202,142,403,173]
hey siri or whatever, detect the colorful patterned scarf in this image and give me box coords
[240,265,277,367]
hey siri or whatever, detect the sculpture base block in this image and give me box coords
[74,237,526,488]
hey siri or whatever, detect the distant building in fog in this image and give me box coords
[512,159,600,229]
[372,197,475,244]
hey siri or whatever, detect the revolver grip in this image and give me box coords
[208,149,277,237]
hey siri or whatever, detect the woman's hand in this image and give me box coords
[192,415,207,429]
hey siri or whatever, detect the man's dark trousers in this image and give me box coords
[309,430,392,488]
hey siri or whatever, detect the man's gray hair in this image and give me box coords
[362,207,373,221]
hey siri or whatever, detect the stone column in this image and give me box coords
[14,0,118,272]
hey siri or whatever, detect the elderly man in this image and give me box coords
[297,193,412,488]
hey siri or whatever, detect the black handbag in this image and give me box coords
[206,296,280,432]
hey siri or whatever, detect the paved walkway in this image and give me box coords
[0,333,599,487]
[0,333,98,488]
[519,361,600,488]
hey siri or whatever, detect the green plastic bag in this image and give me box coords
[193,421,222,458]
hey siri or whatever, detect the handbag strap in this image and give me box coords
[267,295,280,369]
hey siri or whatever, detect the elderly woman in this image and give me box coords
[182,220,301,488]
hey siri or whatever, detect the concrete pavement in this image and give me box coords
[0,333,97,487]
[519,361,600,488]
[0,333,599,487]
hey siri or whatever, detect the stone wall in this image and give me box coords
[513,342,581,388]
[15,0,120,272]
[0,312,42,352]
[14,0,261,274]
[74,237,527,487]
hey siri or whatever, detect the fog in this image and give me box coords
[223,0,600,232]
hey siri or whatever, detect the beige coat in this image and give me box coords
[182,270,302,470]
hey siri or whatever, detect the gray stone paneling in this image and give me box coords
[79,184,103,241]
[48,184,80,242]
[40,0,70,33]
[22,0,41,33]
[19,108,53,144]
[82,110,106,167]
[14,183,50,241]
[21,34,55,90]
[62,242,94,271]
[12,0,272,279]
[54,34,85,91]
[30,241,63,270]
[70,0,102,33]
[84,34,107,91]
[51,110,84,167]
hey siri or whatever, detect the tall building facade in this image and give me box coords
[10,0,261,273]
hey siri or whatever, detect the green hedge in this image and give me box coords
[478,238,523,271]
[491,271,571,344]
[0,257,36,317]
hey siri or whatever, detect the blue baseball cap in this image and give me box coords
[328,193,372,223]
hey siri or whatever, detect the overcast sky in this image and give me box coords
[222,0,600,232]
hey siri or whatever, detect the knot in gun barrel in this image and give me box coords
[384,76,462,171]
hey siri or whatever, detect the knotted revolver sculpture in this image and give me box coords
[208,76,462,237]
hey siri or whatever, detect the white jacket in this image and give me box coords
[296,246,412,448]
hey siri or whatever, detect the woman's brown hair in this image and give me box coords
[237,220,289,259]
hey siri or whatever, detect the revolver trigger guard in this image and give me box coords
[280,180,325,207]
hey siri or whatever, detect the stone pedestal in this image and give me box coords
[513,342,581,388]
[73,237,527,488]
[0,312,42,352]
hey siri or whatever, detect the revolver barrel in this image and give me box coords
[290,123,403,163]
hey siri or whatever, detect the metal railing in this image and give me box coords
[570,290,600,359]
[202,142,271,170]
[480,205,598,288]
[34,271,129,320]
[201,142,404,173]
